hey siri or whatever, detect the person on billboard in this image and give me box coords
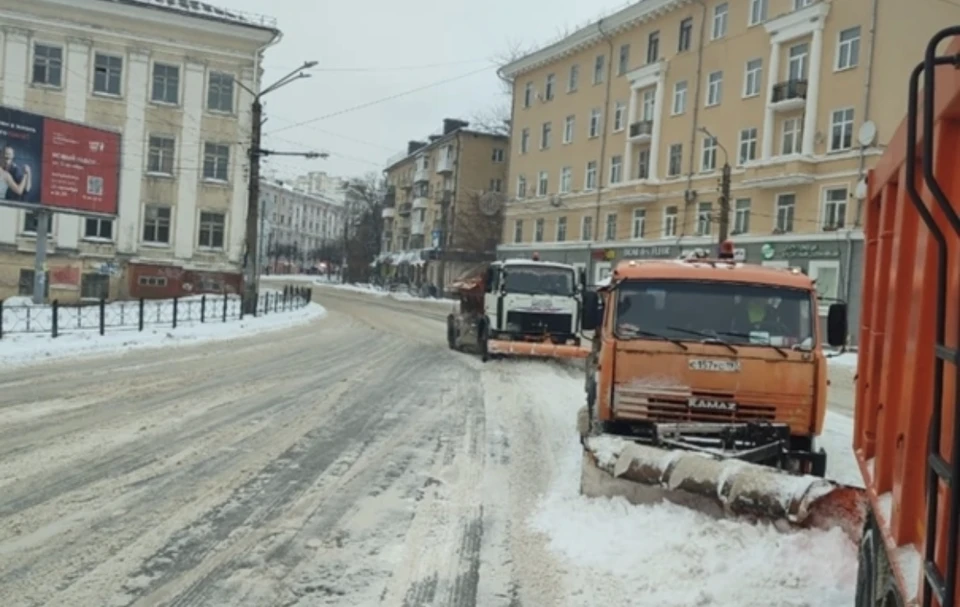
[0,144,32,201]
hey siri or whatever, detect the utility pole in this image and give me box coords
[718,161,732,245]
[239,60,324,314]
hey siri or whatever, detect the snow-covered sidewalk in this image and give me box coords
[0,291,326,369]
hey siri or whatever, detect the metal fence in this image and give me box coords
[0,285,312,340]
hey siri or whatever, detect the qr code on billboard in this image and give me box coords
[87,176,104,196]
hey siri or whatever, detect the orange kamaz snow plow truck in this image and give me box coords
[576,241,865,536]
[845,28,960,607]
[446,256,591,361]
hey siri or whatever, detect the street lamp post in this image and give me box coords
[699,127,732,248]
[239,61,327,313]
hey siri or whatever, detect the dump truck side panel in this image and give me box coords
[857,30,960,606]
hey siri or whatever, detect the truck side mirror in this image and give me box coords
[581,289,601,331]
[579,268,587,290]
[484,267,494,292]
[826,302,848,347]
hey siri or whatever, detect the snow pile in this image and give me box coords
[0,296,326,369]
[828,352,858,369]
[509,363,858,606]
[820,411,863,488]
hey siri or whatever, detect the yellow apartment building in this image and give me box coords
[378,119,509,291]
[496,0,959,337]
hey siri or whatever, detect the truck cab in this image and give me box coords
[581,249,847,474]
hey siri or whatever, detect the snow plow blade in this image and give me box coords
[579,432,867,542]
[486,339,590,360]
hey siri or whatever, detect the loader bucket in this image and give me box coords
[487,339,590,360]
[579,431,867,542]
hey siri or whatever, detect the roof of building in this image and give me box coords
[611,259,815,290]
[260,179,343,206]
[498,0,687,79]
[99,0,278,30]
[384,127,509,173]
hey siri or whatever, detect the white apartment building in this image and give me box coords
[260,179,344,268]
[293,171,347,206]
[0,0,278,300]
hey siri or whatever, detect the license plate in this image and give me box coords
[688,358,740,372]
[689,398,737,412]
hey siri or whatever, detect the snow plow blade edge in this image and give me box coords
[579,434,867,542]
[486,339,590,360]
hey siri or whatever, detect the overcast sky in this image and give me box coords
[218,0,634,182]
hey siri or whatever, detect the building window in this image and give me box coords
[712,3,728,39]
[18,270,48,297]
[147,135,176,175]
[22,211,52,234]
[568,64,579,91]
[513,219,523,243]
[198,211,225,248]
[143,205,171,244]
[697,201,713,235]
[641,89,655,121]
[544,73,556,100]
[679,18,693,52]
[203,143,230,181]
[93,53,123,96]
[581,216,593,241]
[706,71,723,106]
[668,144,683,177]
[152,63,180,104]
[524,82,533,107]
[733,198,751,233]
[492,147,505,162]
[81,273,110,300]
[610,155,623,184]
[794,0,813,9]
[32,43,63,87]
[489,178,503,192]
[809,261,841,315]
[744,59,762,97]
[701,136,717,172]
[663,206,678,237]
[594,54,605,84]
[535,218,544,242]
[647,31,660,64]
[605,213,617,241]
[672,80,687,114]
[564,115,575,143]
[537,171,548,196]
[781,117,802,155]
[822,186,848,229]
[738,127,757,164]
[560,167,572,193]
[589,108,602,137]
[749,0,767,25]
[789,43,809,80]
[557,216,568,242]
[207,71,235,113]
[613,102,626,131]
[775,193,796,232]
[541,122,552,149]
[520,128,529,154]
[637,149,650,179]
[632,209,646,238]
[618,44,630,75]
[585,161,598,190]
[830,108,855,151]
[517,175,527,198]
[84,217,113,240]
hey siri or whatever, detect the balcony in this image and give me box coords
[382,206,395,219]
[628,120,653,143]
[436,153,455,173]
[770,79,807,112]
[412,196,429,210]
[414,165,430,183]
[398,203,412,216]
[437,189,453,205]
[741,156,815,189]
[411,218,426,235]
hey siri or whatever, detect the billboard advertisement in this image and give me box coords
[0,105,121,215]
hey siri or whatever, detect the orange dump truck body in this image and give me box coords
[854,29,960,606]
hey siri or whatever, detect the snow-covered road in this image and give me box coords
[0,285,860,606]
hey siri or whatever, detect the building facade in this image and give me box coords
[259,179,344,271]
[380,118,509,290]
[0,0,278,300]
[497,0,959,342]
[293,171,348,206]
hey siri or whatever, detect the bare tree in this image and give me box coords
[468,101,511,136]
[342,172,386,283]
[449,189,504,253]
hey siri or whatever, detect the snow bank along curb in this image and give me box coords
[0,292,326,369]
[303,280,455,307]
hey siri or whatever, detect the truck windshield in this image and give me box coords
[615,280,815,348]
[503,266,575,296]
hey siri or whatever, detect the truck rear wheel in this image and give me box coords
[856,513,905,607]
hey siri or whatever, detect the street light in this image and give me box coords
[240,61,324,313]
[698,127,732,246]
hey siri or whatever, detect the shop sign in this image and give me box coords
[762,242,841,259]
[621,245,674,259]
